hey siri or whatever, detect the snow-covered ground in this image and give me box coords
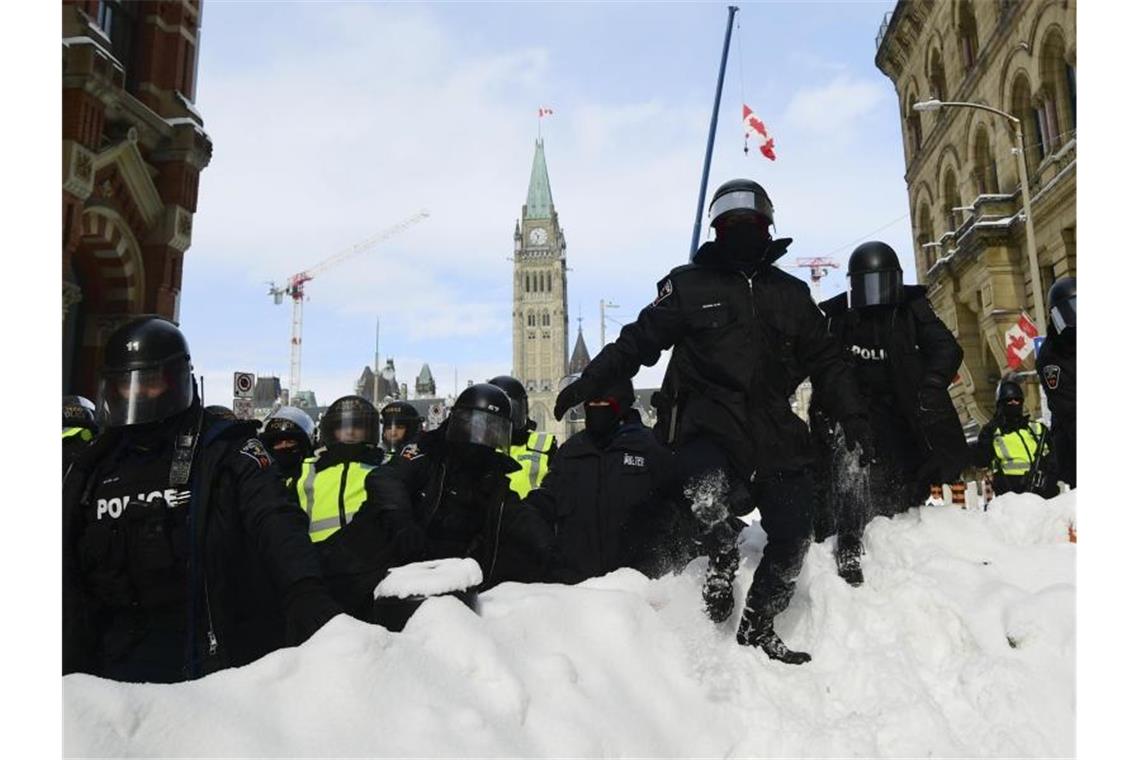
[64,491,1076,758]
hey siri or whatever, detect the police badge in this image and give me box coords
[1043,364,1061,391]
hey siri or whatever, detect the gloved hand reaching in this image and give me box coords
[283,577,342,646]
[554,377,598,420]
[840,415,877,467]
[388,509,427,561]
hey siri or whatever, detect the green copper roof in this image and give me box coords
[524,139,554,220]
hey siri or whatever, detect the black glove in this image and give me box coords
[388,509,427,561]
[839,415,876,467]
[554,377,596,420]
[283,577,342,646]
[917,381,954,424]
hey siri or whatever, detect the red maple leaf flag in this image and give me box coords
[538,107,554,117]
[1004,312,1040,369]
[743,104,777,161]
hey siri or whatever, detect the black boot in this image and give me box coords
[736,605,812,665]
[835,543,864,587]
[702,543,740,624]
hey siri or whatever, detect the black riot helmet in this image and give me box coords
[97,316,195,428]
[708,179,775,229]
[63,395,97,431]
[262,405,316,447]
[205,405,238,420]
[487,375,531,434]
[847,241,904,308]
[995,378,1025,406]
[380,400,423,452]
[1047,276,1076,334]
[320,395,380,447]
[445,383,513,452]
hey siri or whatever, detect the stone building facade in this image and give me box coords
[875,0,1075,428]
[63,0,212,398]
[512,139,570,437]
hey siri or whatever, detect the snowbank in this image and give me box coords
[64,491,1075,757]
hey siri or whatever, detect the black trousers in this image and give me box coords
[676,438,813,621]
[1052,418,1077,488]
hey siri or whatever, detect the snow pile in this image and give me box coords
[64,491,1075,757]
[375,557,483,599]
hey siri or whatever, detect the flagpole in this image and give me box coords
[690,5,739,260]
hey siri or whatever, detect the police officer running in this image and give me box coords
[973,378,1057,497]
[1036,276,1076,488]
[812,241,968,585]
[554,179,871,664]
[63,316,340,683]
[260,405,317,485]
[380,400,424,459]
[488,374,558,498]
[295,395,387,543]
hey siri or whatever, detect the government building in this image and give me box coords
[875,0,1075,430]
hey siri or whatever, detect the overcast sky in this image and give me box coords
[179,0,911,407]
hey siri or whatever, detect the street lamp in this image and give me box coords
[912,98,1046,332]
[600,300,620,347]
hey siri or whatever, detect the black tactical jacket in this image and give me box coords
[524,419,685,584]
[579,239,866,479]
[1036,328,1076,428]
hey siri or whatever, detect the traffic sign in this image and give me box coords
[233,371,256,398]
[232,398,254,419]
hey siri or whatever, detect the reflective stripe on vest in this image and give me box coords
[992,421,1046,476]
[295,458,377,542]
[63,427,93,442]
[507,431,554,498]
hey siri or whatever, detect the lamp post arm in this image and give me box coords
[933,100,1019,125]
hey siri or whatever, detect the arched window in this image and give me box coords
[958,1,979,73]
[527,312,535,327]
[918,204,934,272]
[542,311,550,327]
[1039,30,1073,147]
[906,93,923,156]
[1010,73,1042,173]
[942,168,961,233]
[546,272,552,292]
[973,126,999,195]
[929,48,948,101]
[525,273,530,293]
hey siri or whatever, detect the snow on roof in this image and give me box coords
[64,491,1075,757]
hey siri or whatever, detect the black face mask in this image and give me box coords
[717,224,770,266]
[584,404,620,443]
[270,446,305,473]
[323,442,375,465]
[997,402,1025,426]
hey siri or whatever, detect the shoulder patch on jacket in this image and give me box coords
[239,438,272,469]
[1042,364,1061,390]
[652,277,674,307]
[400,442,422,460]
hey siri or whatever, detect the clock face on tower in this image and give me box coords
[528,227,548,246]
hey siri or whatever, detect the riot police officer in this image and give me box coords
[379,400,423,458]
[295,395,386,543]
[525,377,685,584]
[1037,276,1076,487]
[812,241,968,585]
[973,378,1056,497]
[63,316,339,682]
[260,405,317,484]
[488,374,558,498]
[63,395,98,475]
[555,179,871,664]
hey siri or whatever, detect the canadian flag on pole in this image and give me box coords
[538,107,554,117]
[1004,312,1040,369]
[743,104,776,161]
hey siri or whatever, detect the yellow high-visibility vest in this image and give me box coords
[991,420,1048,476]
[508,431,555,498]
[63,427,93,443]
[295,457,378,542]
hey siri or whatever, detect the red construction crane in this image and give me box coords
[268,210,430,398]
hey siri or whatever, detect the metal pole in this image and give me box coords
[1013,121,1047,331]
[690,5,739,259]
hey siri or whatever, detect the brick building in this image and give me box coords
[874,0,1075,428]
[62,0,212,397]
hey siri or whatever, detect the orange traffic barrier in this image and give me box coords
[1068,523,1077,543]
[951,482,967,509]
[929,483,943,504]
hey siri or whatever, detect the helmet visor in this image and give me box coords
[1050,295,1075,333]
[445,408,511,452]
[848,270,902,308]
[323,408,379,446]
[709,190,771,226]
[508,395,528,433]
[98,358,193,427]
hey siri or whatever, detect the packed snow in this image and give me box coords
[64,491,1075,757]
[375,557,483,599]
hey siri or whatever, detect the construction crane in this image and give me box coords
[782,256,840,303]
[268,210,430,398]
